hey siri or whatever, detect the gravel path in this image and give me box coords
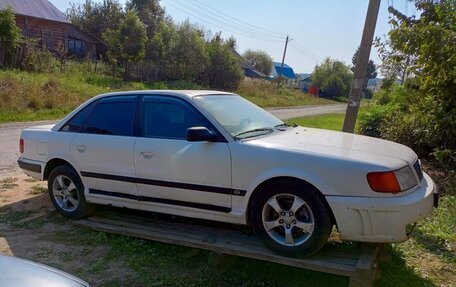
[0,103,347,179]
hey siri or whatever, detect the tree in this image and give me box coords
[200,37,244,90]
[351,47,377,98]
[311,58,353,98]
[243,49,273,75]
[379,0,456,164]
[103,11,147,80]
[67,0,124,43]
[166,20,208,82]
[0,7,22,67]
[126,0,165,60]
[351,47,377,80]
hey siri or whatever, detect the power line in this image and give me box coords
[186,0,286,38]
[172,0,283,40]
[290,41,321,62]
[162,0,285,42]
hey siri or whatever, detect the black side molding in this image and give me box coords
[17,158,42,173]
[89,189,232,213]
[81,171,246,196]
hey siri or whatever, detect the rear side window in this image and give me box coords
[83,96,137,136]
[60,100,98,132]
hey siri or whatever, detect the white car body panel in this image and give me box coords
[134,137,232,209]
[17,90,437,241]
[71,133,138,197]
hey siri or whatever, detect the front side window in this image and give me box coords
[83,96,137,136]
[141,97,209,139]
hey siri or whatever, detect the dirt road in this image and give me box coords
[0,104,346,179]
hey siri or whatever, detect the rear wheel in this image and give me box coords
[251,180,333,257]
[48,165,91,219]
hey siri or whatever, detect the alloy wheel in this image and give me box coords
[52,175,79,212]
[261,193,315,247]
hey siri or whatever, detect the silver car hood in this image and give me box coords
[0,255,90,287]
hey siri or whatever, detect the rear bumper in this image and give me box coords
[17,157,45,180]
[326,172,437,243]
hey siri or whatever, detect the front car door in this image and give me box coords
[134,95,233,214]
[70,95,138,200]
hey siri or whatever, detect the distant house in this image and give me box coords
[0,0,101,58]
[270,62,297,86]
[230,47,268,78]
[296,73,312,90]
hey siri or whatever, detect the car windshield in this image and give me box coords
[194,94,287,139]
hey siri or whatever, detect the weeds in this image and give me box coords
[0,177,18,191]
[29,185,47,195]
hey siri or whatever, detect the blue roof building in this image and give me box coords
[271,62,296,79]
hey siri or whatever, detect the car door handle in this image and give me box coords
[77,145,86,153]
[141,151,155,158]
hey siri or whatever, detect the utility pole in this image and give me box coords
[342,0,381,133]
[277,35,291,89]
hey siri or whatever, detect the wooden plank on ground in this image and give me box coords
[72,208,382,284]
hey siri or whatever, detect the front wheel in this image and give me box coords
[48,165,91,219]
[250,180,333,257]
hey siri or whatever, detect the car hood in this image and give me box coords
[247,127,417,167]
[0,255,89,287]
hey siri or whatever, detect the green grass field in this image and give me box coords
[288,113,347,131]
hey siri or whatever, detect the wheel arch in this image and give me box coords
[44,158,78,180]
[246,176,336,227]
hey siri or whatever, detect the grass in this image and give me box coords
[237,78,335,108]
[288,113,347,131]
[0,64,336,123]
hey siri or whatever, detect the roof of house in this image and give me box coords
[273,62,296,79]
[230,47,267,78]
[0,0,70,24]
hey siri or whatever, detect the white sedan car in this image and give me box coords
[18,90,437,256]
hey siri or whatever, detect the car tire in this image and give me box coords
[48,165,91,219]
[250,179,333,257]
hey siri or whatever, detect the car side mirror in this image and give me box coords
[186,127,218,142]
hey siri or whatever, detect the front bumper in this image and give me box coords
[326,172,437,243]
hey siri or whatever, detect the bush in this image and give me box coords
[311,58,353,99]
[358,105,392,138]
[22,48,59,73]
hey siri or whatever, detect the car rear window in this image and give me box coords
[83,96,137,136]
[60,100,98,132]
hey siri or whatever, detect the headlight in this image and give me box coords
[394,166,417,191]
[367,166,417,193]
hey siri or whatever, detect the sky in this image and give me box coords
[50,0,415,74]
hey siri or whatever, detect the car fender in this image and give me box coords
[232,167,336,213]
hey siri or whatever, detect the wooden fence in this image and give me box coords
[0,44,27,68]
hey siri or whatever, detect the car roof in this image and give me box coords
[95,90,235,100]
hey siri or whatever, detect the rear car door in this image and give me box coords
[134,95,233,213]
[70,96,138,198]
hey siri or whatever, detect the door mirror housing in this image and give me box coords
[186,127,217,142]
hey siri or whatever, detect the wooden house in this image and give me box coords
[0,0,101,58]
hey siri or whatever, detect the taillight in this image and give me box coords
[367,171,401,193]
[19,138,24,154]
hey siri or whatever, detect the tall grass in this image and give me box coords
[237,78,334,107]
[0,62,335,123]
